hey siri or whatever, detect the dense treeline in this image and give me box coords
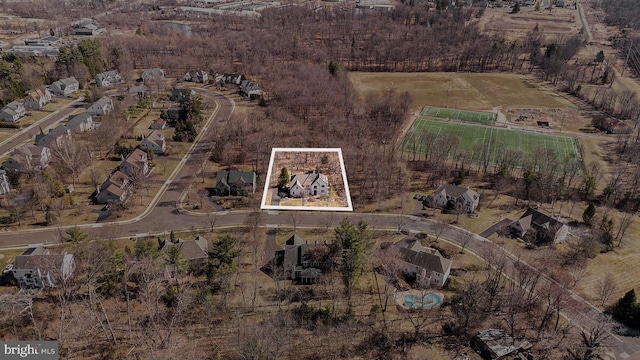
[107,4,525,75]
[597,0,640,29]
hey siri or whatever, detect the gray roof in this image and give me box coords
[398,247,451,274]
[434,183,478,199]
[290,172,328,188]
[96,70,119,81]
[285,234,305,246]
[475,329,520,358]
[91,96,112,109]
[13,254,65,271]
[215,171,256,189]
[516,208,564,232]
[67,112,92,128]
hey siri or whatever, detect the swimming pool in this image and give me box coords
[404,292,443,309]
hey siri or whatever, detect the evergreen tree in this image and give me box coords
[278,166,290,188]
[335,219,368,299]
[613,289,639,329]
[63,226,88,244]
[511,1,520,13]
[583,202,596,226]
[206,234,241,286]
[165,244,188,278]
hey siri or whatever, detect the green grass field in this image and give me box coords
[421,106,497,125]
[403,119,581,166]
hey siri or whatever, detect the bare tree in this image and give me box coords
[458,231,474,254]
[433,220,450,242]
[595,272,617,307]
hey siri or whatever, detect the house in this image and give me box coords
[95,184,127,204]
[49,77,79,96]
[0,169,10,195]
[273,234,330,283]
[139,130,166,154]
[95,70,122,87]
[99,170,129,192]
[224,74,244,85]
[289,171,329,198]
[119,148,149,177]
[24,36,62,46]
[2,144,51,173]
[377,237,452,288]
[11,246,75,289]
[87,96,113,116]
[94,170,131,204]
[24,88,52,109]
[141,68,165,82]
[183,70,208,83]
[74,23,104,36]
[128,85,149,99]
[509,208,569,244]
[170,88,196,102]
[214,171,257,196]
[6,45,60,58]
[149,118,166,130]
[471,329,531,360]
[425,183,480,213]
[66,112,94,133]
[239,79,263,100]
[0,101,26,122]
[160,236,209,273]
[35,124,71,148]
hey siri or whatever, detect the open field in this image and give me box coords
[403,118,581,166]
[421,105,497,125]
[349,72,574,112]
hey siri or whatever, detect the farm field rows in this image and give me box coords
[421,106,497,125]
[403,118,581,166]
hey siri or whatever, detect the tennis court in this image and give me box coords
[421,106,497,125]
[403,119,581,166]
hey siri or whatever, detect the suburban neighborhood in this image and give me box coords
[0,0,639,359]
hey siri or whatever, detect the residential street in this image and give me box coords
[0,97,85,158]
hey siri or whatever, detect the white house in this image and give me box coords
[426,183,480,213]
[12,246,75,289]
[24,88,52,109]
[139,130,166,154]
[183,70,208,83]
[2,144,51,173]
[0,101,26,122]
[141,68,165,82]
[87,96,114,116]
[66,112,94,133]
[35,124,71,148]
[95,70,122,87]
[289,172,329,198]
[49,77,79,96]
